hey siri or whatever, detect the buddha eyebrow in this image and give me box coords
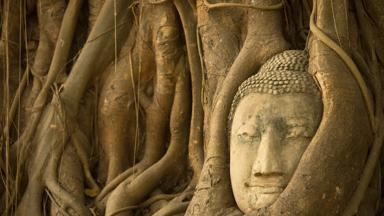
[285,117,311,127]
[245,113,262,120]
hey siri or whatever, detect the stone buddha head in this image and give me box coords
[229,50,322,214]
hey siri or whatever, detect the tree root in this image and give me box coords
[153,191,194,216]
[16,90,102,216]
[202,0,283,11]
[1,1,26,210]
[0,0,24,116]
[2,66,29,141]
[71,129,100,198]
[16,94,89,216]
[13,1,135,212]
[46,176,87,216]
[98,4,184,212]
[95,161,148,209]
[108,193,182,216]
[25,0,67,129]
[263,0,375,215]
[97,4,183,206]
[97,32,142,183]
[136,1,181,166]
[152,202,189,216]
[105,59,191,216]
[172,0,204,187]
[186,0,290,214]
[60,0,135,113]
[88,0,106,31]
[342,2,384,214]
[32,0,66,78]
[14,0,84,193]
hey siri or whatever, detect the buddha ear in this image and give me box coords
[268,0,374,215]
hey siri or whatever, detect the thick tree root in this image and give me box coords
[3,66,29,136]
[97,2,182,207]
[98,52,138,183]
[13,2,136,213]
[107,193,183,216]
[32,0,66,78]
[46,143,86,216]
[25,0,67,132]
[71,129,100,197]
[1,1,25,210]
[14,0,84,192]
[98,3,183,213]
[95,161,148,209]
[88,0,106,30]
[16,96,90,216]
[172,0,204,186]
[186,0,290,214]
[262,1,375,215]
[153,191,194,216]
[60,0,135,112]
[15,88,102,216]
[0,0,24,118]
[105,60,191,216]
[152,202,189,216]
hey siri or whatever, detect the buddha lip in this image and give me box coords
[244,181,285,189]
[244,183,284,194]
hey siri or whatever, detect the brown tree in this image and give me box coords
[1,0,384,215]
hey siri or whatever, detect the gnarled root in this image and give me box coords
[105,192,185,216]
[13,0,84,197]
[71,129,100,197]
[263,1,375,215]
[11,0,135,214]
[105,59,191,216]
[98,51,139,183]
[97,2,183,212]
[16,97,90,216]
[153,202,189,216]
[96,1,180,205]
[48,141,86,216]
[172,0,204,188]
[96,159,157,211]
[16,93,100,216]
[96,161,147,208]
[32,0,66,78]
[96,22,154,185]
[88,0,105,30]
[0,0,24,117]
[186,0,290,214]
[23,0,67,133]
[152,191,194,216]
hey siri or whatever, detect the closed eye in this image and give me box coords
[237,132,261,143]
[286,125,312,138]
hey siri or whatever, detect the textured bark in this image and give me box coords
[187,0,290,214]
[1,0,384,215]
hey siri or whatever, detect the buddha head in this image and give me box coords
[229,50,322,214]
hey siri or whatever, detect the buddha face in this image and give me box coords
[230,93,322,213]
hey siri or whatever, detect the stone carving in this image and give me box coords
[229,50,323,214]
[3,0,384,215]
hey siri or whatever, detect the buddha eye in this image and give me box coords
[286,125,311,138]
[237,132,261,144]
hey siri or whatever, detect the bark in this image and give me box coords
[1,0,24,117]
[98,27,140,184]
[106,57,191,216]
[172,0,204,188]
[263,0,374,215]
[187,0,290,214]
[2,1,384,215]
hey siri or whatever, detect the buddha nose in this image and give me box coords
[252,127,283,176]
